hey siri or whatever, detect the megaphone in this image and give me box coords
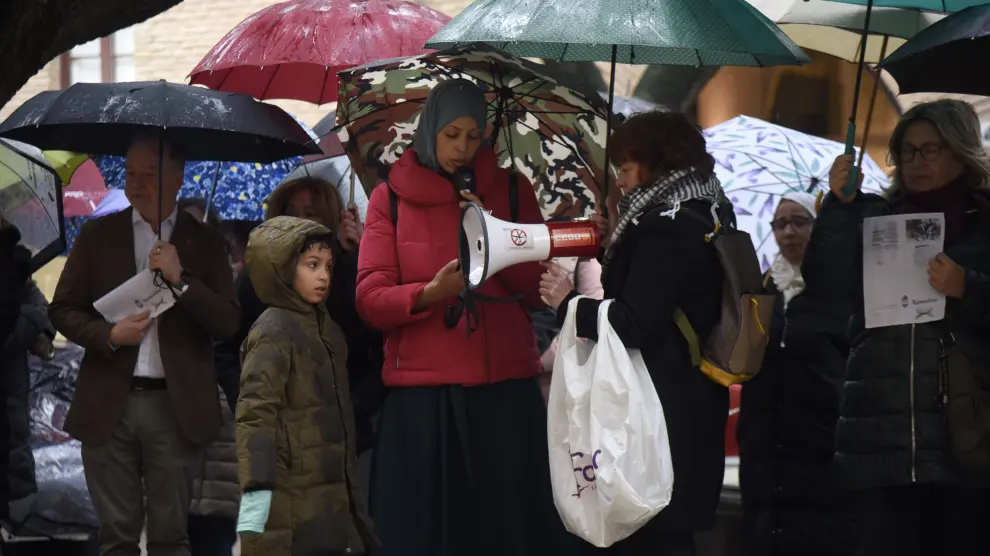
[460,202,600,290]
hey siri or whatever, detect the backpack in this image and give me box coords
[387,172,520,225]
[667,205,776,387]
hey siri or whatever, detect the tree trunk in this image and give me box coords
[0,0,184,109]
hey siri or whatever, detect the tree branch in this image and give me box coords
[0,0,184,109]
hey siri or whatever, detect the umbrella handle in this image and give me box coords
[843,123,860,198]
[349,169,357,211]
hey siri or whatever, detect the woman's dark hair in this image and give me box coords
[608,110,715,182]
[177,197,222,229]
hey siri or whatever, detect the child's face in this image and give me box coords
[293,244,333,305]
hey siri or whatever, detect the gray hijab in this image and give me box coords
[412,78,487,172]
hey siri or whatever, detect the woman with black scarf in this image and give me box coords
[539,111,733,556]
[807,99,990,556]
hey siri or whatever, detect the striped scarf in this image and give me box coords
[601,167,727,282]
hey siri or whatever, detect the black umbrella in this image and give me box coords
[877,5,990,96]
[0,80,321,162]
[313,112,334,140]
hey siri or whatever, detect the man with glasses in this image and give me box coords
[48,135,239,556]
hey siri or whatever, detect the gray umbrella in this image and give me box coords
[282,155,369,222]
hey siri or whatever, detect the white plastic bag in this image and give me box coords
[547,298,673,548]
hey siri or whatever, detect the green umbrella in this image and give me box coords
[426,0,810,66]
[425,0,810,200]
[822,0,989,11]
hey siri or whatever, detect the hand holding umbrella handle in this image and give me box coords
[842,123,861,198]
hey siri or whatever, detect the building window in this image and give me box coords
[770,73,835,138]
[59,27,135,87]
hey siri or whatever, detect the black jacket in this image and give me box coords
[0,229,30,349]
[558,199,728,535]
[738,277,855,555]
[0,231,31,516]
[803,192,990,490]
[214,246,385,454]
[2,281,54,501]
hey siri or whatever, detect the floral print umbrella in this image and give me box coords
[95,156,300,221]
[335,42,609,219]
[704,115,890,271]
[61,156,299,252]
[64,115,317,253]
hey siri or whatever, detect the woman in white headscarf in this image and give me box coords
[737,192,856,556]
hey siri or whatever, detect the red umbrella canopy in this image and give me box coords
[189,0,451,105]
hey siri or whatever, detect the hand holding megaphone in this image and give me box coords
[458,190,484,210]
[539,261,574,310]
[418,259,464,310]
[460,202,601,291]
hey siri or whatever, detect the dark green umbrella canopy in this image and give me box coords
[425,0,811,67]
[822,0,989,12]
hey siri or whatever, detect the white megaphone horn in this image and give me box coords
[459,202,601,291]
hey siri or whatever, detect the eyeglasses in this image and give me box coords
[770,216,812,232]
[899,142,945,164]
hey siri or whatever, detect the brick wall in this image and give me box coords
[129,0,329,125]
[1,62,60,121]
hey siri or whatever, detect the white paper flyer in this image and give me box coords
[862,213,946,329]
[93,269,177,323]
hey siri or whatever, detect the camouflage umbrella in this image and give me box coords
[335,43,609,219]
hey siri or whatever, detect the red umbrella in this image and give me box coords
[189,0,451,105]
[61,159,108,217]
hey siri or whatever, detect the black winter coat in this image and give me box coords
[0,229,30,350]
[558,199,729,537]
[0,231,31,516]
[803,192,990,490]
[738,277,855,555]
[214,246,386,454]
[2,281,54,501]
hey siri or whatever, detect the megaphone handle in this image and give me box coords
[842,123,860,198]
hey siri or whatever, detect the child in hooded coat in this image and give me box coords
[235,216,376,556]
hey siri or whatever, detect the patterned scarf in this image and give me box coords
[601,167,727,282]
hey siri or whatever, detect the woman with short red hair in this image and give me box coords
[541,110,733,556]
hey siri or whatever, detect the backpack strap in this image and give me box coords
[675,308,702,367]
[638,203,717,370]
[671,205,721,242]
[388,182,399,226]
[508,171,519,222]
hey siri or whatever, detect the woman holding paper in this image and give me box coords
[808,99,990,556]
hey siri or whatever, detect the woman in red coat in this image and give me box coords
[356,79,575,556]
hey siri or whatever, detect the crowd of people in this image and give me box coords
[2,78,990,556]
